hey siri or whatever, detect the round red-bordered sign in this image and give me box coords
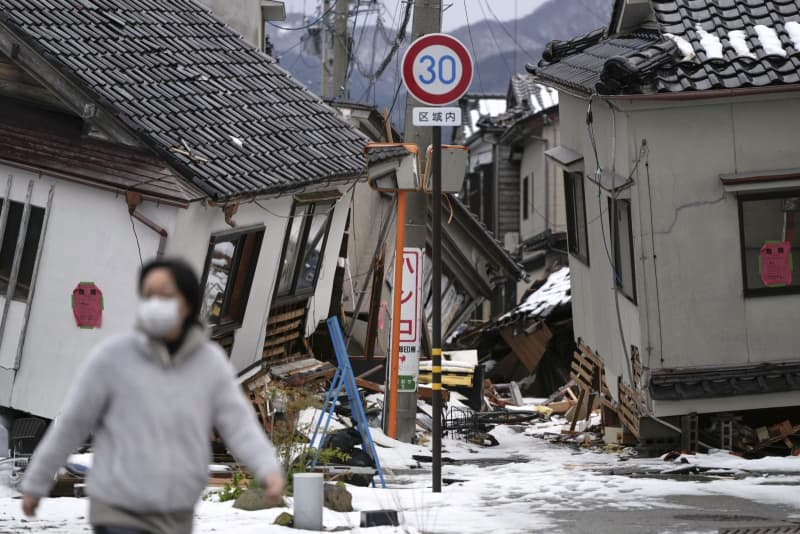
[402,33,474,106]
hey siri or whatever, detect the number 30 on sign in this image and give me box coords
[402,33,474,106]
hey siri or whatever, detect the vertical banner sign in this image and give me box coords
[397,248,423,392]
[759,241,793,287]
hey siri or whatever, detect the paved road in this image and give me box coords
[549,495,800,533]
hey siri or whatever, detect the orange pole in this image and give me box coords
[387,191,407,439]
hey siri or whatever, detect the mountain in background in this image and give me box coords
[269,0,614,132]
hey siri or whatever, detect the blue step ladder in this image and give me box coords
[310,316,386,488]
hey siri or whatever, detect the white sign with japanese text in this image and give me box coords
[412,107,462,127]
[395,247,423,392]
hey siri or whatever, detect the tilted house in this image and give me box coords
[0,0,366,423]
[529,0,800,437]
[332,101,526,360]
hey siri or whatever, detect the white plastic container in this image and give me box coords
[293,473,324,530]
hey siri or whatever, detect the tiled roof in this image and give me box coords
[448,195,527,281]
[509,73,560,113]
[650,361,800,401]
[0,0,367,200]
[483,267,571,332]
[531,0,800,95]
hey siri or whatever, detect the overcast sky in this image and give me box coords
[289,0,548,32]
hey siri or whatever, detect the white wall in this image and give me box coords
[3,164,176,418]
[169,196,292,372]
[558,90,800,412]
[558,93,642,399]
[196,0,263,50]
[626,94,800,372]
[519,122,565,241]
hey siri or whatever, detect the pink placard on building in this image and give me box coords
[759,241,792,287]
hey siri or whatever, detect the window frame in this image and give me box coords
[522,175,530,221]
[0,198,46,302]
[609,198,637,304]
[738,190,800,298]
[564,171,590,265]
[199,224,265,335]
[274,200,336,303]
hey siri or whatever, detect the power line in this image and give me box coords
[482,0,538,62]
[268,2,337,31]
[462,1,486,94]
[476,0,512,77]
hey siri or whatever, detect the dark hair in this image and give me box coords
[139,258,202,326]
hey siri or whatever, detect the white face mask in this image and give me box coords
[136,297,181,338]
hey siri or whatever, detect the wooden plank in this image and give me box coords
[499,322,552,373]
[355,377,383,393]
[267,307,306,326]
[263,331,302,347]
[267,319,303,336]
[263,346,287,359]
[569,388,586,433]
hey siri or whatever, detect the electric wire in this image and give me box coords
[130,215,143,266]
[267,2,337,31]
[476,0,512,77]
[463,0,486,94]
[482,0,538,62]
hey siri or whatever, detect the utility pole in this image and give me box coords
[320,0,331,98]
[391,0,442,444]
[332,0,349,100]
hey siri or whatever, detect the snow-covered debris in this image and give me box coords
[755,24,787,56]
[495,267,571,327]
[728,30,756,59]
[695,25,723,59]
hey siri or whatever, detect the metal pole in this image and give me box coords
[386,191,407,439]
[431,125,442,493]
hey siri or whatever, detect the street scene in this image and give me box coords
[0,0,799,533]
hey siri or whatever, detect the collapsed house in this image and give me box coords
[0,0,368,445]
[528,0,800,452]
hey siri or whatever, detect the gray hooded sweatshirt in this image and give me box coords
[21,327,281,515]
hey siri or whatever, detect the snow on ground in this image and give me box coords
[1,422,799,533]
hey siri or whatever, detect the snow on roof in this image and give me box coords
[462,97,507,139]
[695,24,723,59]
[786,21,800,50]
[531,85,559,113]
[728,30,755,59]
[754,24,787,57]
[488,267,571,331]
[664,33,695,61]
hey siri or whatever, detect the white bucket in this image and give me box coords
[293,473,324,530]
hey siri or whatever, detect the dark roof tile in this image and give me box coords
[532,0,800,95]
[0,0,367,200]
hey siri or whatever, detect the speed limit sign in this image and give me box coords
[402,33,474,107]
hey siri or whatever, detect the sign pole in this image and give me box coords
[431,125,443,493]
[387,190,407,439]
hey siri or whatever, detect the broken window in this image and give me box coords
[609,198,637,303]
[739,192,800,296]
[564,171,589,264]
[0,199,45,301]
[275,200,335,299]
[200,225,265,331]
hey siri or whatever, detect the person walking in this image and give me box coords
[20,258,284,534]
